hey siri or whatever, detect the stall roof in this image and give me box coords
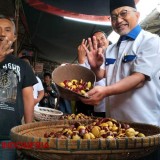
[1,0,160,64]
[21,0,112,64]
[140,8,160,36]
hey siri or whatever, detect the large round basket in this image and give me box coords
[11,121,160,160]
[52,64,96,100]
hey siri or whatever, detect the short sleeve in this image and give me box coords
[133,33,160,79]
[22,63,38,88]
[36,76,44,91]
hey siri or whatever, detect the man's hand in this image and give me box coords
[0,36,16,59]
[47,86,52,91]
[82,36,104,69]
[78,39,88,64]
[80,86,106,106]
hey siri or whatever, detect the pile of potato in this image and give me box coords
[44,118,145,139]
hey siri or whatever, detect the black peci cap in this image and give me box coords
[110,0,136,13]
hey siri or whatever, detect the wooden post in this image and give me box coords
[14,0,20,57]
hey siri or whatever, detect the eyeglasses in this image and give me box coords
[109,10,136,22]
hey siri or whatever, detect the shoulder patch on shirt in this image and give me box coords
[105,58,116,66]
[122,55,136,63]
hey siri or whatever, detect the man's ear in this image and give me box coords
[136,11,140,20]
[13,35,17,42]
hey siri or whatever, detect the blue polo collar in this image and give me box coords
[117,25,142,45]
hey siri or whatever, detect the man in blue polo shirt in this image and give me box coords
[81,0,160,127]
[80,0,160,159]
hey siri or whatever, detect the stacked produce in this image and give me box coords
[44,118,145,139]
[59,79,92,97]
[59,113,92,120]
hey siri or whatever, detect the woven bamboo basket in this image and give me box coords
[10,121,160,160]
[52,64,96,100]
[34,107,63,121]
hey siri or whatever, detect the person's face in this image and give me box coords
[0,18,16,41]
[44,76,51,84]
[110,6,140,36]
[93,32,109,52]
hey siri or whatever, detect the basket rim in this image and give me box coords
[34,107,63,116]
[52,64,96,75]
